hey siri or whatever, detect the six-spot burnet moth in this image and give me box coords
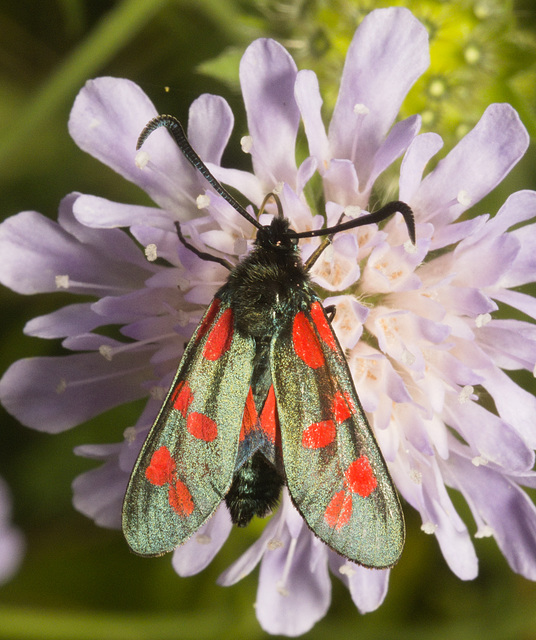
[122,114,415,568]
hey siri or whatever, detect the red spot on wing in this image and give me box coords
[203,307,234,361]
[302,420,336,449]
[332,390,356,425]
[324,490,352,530]
[196,298,221,343]
[145,446,176,486]
[260,385,278,443]
[345,455,377,497]
[240,388,258,441]
[292,311,325,369]
[187,412,218,442]
[171,380,194,417]
[168,478,195,516]
[310,301,337,350]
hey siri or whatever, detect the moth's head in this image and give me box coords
[254,215,298,252]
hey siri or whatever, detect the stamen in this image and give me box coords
[55,275,69,289]
[267,538,284,551]
[135,150,150,169]
[338,563,356,577]
[401,349,416,366]
[196,194,210,209]
[475,313,491,327]
[123,426,138,443]
[409,469,422,484]
[343,205,362,218]
[475,525,493,538]
[471,455,488,467]
[457,190,472,207]
[98,333,179,361]
[150,386,168,401]
[353,103,370,115]
[276,537,297,597]
[421,522,437,534]
[145,244,157,261]
[458,385,474,404]
[240,136,253,153]
[404,239,417,254]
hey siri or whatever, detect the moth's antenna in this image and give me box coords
[294,200,416,245]
[137,115,263,230]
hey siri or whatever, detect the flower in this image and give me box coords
[1,6,536,636]
[0,476,24,585]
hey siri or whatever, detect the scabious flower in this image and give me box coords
[1,6,535,636]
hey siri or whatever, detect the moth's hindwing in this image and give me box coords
[272,300,405,567]
[122,297,255,556]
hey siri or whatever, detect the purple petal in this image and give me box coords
[295,70,329,170]
[72,450,127,529]
[73,195,173,231]
[445,397,534,472]
[240,39,299,188]
[187,94,233,164]
[0,349,154,432]
[69,77,202,215]
[399,132,444,202]
[329,7,429,183]
[256,529,331,636]
[172,504,232,576]
[446,451,536,579]
[329,553,389,612]
[365,115,421,193]
[24,303,103,338]
[414,104,529,226]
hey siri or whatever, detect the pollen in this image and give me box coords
[457,190,471,206]
[475,313,491,327]
[471,455,488,467]
[135,150,150,169]
[338,563,356,577]
[343,205,361,218]
[195,533,212,545]
[353,103,369,116]
[421,522,437,534]
[458,385,474,404]
[409,469,422,484]
[240,135,253,153]
[475,525,494,538]
[123,427,137,443]
[55,275,70,289]
[145,244,158,261]
[196,194,210,209]
[99,345,114,361]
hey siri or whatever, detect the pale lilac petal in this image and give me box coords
[24,303,101,338]
[73,195,173,231]
[446,450,536,579]
[256,529,331,636]
[0,349,154,432]
[240,38,299,188]
[329,7,429,183]
[72,446,127,528]
[187,94,233,164]
[366,115,421,192]
[330,554,389,613]
[482,366,536,448]
[399,132,443,202]
[172,505,232,576]
[445,396,534,472]
[414,104,529,226]
[492,289,536,321]
[295,70,329,170]
[69,77,201,213]
[478,319,536,370]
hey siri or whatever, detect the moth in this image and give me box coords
[122,115,413,568]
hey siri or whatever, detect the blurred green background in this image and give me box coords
[1,1,536,638]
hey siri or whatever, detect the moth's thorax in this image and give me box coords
[223,218,313,336]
